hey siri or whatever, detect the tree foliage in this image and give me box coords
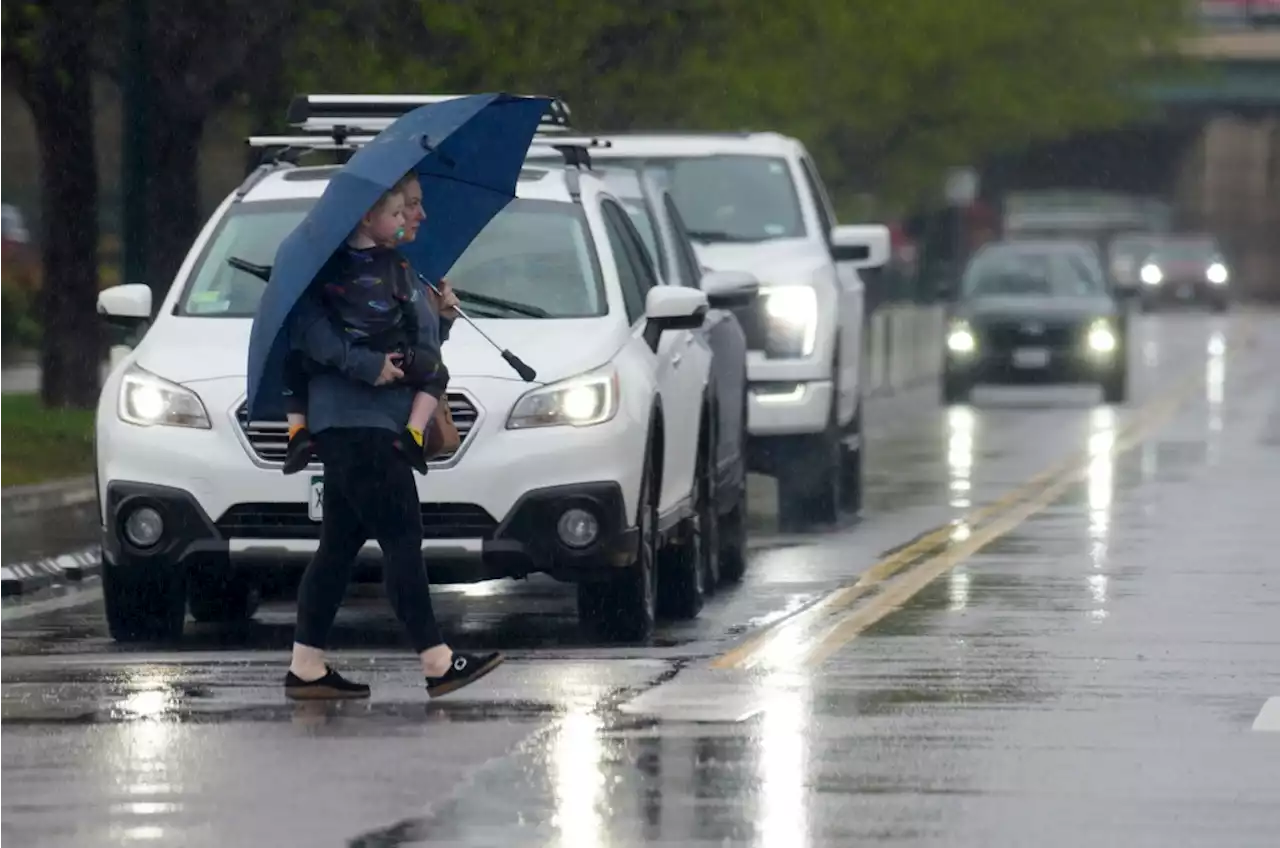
[2,0,103,408]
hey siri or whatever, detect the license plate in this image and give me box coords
[1012,347,1049,369]
[308,476,324,522]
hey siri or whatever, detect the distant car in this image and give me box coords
[941,240,1128,405]
[1136,234,1230,312]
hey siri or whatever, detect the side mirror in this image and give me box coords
[699,269,759,310]
[831,223,890,268]
[643,286,708,350]
[98,283,153,345]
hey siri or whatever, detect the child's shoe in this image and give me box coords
[395,428,430,475]
[282,427,314,475]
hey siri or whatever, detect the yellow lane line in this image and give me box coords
[711,315,1255,672]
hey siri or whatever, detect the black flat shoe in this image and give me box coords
[282,428,314,475]
[284,666,370,700]
[426,651,504,698]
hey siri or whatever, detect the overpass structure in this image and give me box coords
[980,9,1280,300]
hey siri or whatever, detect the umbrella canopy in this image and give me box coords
[246,92,551,418]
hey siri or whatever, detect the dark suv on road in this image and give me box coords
[941,240,1128,405]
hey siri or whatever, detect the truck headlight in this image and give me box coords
[1206,263,1228,285]
[118,365,211,429]
[1087,320,1117,354]
[507,366,619,429]
[760,285,818,357]
[1140,264,1163,286]
[947,320,976,354]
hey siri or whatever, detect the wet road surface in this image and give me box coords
[4,311,1279,846]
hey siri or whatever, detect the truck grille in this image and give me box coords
[216,502,498,540]
[235,392,479,468]
[975,319,1080,350]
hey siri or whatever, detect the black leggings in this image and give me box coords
[294,428,443,652]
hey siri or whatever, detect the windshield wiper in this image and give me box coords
[684,230,771,244]
[452,288,549,318]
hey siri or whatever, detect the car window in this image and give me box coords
[962,249,1104,298]
[663,193,705,288]
[178,197,607,319]
[627,154,806,243]
[601,201,648,324]
[1148,239,1220,263]
[799,156,835,242]
[618,196,665,280]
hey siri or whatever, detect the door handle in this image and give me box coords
[671,352,683,368]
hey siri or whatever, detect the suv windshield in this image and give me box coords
[1148,238,1219,264]
[620,155,806,243]
[962,248,1105,298]
[179,197,607,318]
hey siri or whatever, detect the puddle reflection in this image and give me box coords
[1206,331,1226,455]
[946,407,975,510]
[103,669,185,846]
[1086,408,1114,622]
[757,677,811,848]
[551,706,607,847]
[948,567,971,612]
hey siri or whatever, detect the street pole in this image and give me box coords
[121,0,149,290]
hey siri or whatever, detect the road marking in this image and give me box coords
[1252,697,1280,732]
[713,316,1256,671]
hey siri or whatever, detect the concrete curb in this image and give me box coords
[0,476,96,520]
[0,546,102,597]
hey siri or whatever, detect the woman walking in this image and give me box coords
[282,173,498,701]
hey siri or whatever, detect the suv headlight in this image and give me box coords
[507,365,619,430]
[947,319,976,354]
[760,285,818,358]
[118,365,211,429]
[1206,262,1228,284]
[1140,264,1163,285]
[1086,319,1117,354]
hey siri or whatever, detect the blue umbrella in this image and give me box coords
[245,92,551,419]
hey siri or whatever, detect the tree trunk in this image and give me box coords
[18,4,104,409]
[144,115,205,300]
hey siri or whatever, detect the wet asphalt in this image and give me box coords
[3,310,1279,847]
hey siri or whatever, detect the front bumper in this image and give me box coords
[1140,279,1227,306]
[945,347,1119,384]
[102,480,639,584]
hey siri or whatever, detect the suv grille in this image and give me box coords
[216,502,498,540]
[975,319,1080,350]
[235,393,479,467]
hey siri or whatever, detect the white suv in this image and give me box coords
[584,134,890,531]
[95,144,726,643]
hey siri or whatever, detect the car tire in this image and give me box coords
[776,423,841,533]
[941,371,972,405]
[577,436,659,642]
[719,390,750,584]
[1101,367,1128,405]
[187,568,260,624]
[103,564,187,643]
[838,401,864,515]
[658,417,717,619]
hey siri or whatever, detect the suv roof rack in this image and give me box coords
[285,93,572,135]
[529,133,613,201]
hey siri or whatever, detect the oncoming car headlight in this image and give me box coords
[760,285,818,358]
[1140,264,1163,286]
[507,366,619,430]
[118,365,211,429]
[947,319,976,354]
[1086,319,1117,354]
[1206,262,1228,285]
